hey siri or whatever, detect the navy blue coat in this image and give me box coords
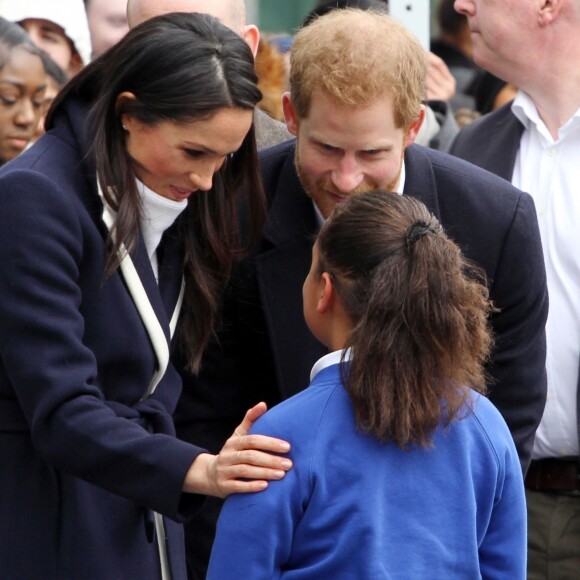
[176,138,548,576]
[0,97,204,578]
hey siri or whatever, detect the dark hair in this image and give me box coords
[317,191,493,448]
[39,50,69,88]
[0,16,46,69]
[468,70,510,115]
[304,0,388,27]
[47,12,265,372]
[438,0,466,36]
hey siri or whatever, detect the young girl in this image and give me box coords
[208,190,526,579]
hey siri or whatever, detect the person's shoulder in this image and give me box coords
[258,137,296,166]
[249,364,344,441]
[451,102,521,149]
[408,143,518,194]
[254,108,292,149]
[467,393,520,461]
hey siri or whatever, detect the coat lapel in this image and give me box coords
[402,144,442,219]
[98,184,182,398]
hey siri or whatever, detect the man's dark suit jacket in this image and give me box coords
[176,137,548,578]
[449,102,580,458]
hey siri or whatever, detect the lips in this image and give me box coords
[7,137,30,150]
[169,185,194,200]
[329,192,348,204]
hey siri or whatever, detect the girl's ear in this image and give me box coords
[317,272,334,314]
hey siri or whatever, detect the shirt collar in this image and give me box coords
[512,90,580,142]
[310,348,352,382]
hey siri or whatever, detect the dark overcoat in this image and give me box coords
[176,138,548,577]
[0,96,204,579]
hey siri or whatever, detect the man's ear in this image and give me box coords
[68,52,84,77]
[282,93,298,136]
[538,0,563,26]
[317,272,334,314]
[404,105,426,148]
[243,24,260,58]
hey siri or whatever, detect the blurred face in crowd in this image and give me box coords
[0,46,46,164]
[126,0,258,56]
[18,19,77,75]
[283,91,422,219]
[127,0,242,33]
[121,98,253,201]
[86,0,129,59]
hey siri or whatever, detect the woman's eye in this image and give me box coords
[0,96,17,106]
[184,149,203,158]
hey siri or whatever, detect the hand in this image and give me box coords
[425,52,456,102]
[183,402,292,498]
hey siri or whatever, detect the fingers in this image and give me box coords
[220,449,293,495]
[425,52,456,102]
[234,403,291,454]
[237,401,268,435]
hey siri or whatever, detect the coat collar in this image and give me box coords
[262,142,320,248]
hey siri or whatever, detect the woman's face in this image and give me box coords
[0,46,46,164]
[122,106,254,201]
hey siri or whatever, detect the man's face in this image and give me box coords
[284,91,419,219]
[20,19,74,74]
[86,0,129,60]
[454,0,531,80]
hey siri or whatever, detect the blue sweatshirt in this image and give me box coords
[208,355,526,579]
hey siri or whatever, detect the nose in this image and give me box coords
[188,170,213,192]
[188,158,225,192]
[454,0,473,16]
[331,153,364,193]
[14,99,37,129]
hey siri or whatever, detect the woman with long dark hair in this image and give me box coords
[0,13,290,579]
[209,190,526,579]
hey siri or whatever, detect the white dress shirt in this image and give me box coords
[512,91,580,458]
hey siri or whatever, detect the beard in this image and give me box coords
[294,146,404,219]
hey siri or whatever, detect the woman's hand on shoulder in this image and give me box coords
[183,402,292,498]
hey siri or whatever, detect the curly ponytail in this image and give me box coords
[317,191,493,448]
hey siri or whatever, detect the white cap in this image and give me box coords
[0,0,92,66]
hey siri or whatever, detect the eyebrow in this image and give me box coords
[183,142,224,155]
[0,80,48,93]
[37,22,66,35]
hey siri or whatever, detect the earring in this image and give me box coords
[122,124,128,131]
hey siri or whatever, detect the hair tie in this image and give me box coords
[405,220,434,250]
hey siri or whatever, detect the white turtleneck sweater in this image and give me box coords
[136,180,188,281]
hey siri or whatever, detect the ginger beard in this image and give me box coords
[294,145,404,220]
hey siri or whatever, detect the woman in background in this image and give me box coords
[0,13,290,579]
[0,17,46,166]
[208,191,526,579]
